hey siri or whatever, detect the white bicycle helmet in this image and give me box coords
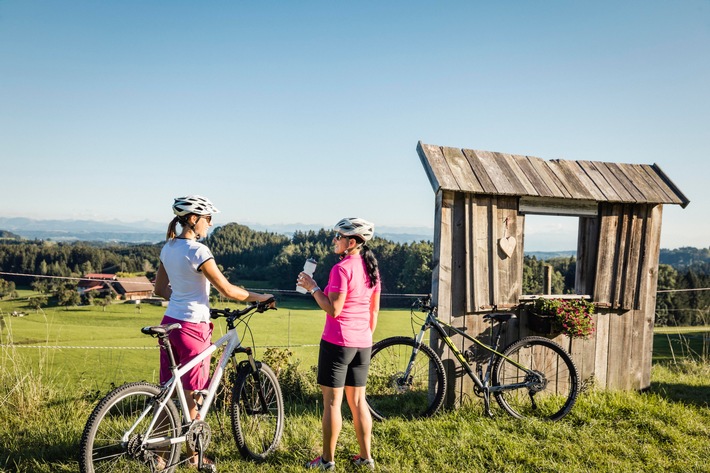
[333,217,375,242]
[172,195,220,217]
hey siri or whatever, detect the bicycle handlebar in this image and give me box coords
[413,294,434,312]
[209,297,277,319]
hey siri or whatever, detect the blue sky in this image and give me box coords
[1,1,708,250]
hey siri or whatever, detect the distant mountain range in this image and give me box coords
[0,217,435,244]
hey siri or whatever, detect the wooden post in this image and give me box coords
[543,265,552,295]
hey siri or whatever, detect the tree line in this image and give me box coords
[0,224,707,323]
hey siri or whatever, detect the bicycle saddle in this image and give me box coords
[141,323,182,336]
[483,312,517,323]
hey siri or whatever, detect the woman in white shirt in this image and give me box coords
[154,195,273,468]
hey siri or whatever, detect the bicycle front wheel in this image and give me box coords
[79,382,182,473]
[492,336,579,421]
[230,362,284,461]
[366,336,446,421]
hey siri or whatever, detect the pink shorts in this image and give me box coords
[159,315,213,391]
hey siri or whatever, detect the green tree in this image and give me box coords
[27,296,48,313]
[0,279,17,299]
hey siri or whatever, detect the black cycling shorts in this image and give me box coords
[317,339,372,388]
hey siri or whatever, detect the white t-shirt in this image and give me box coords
[160,238,214,323]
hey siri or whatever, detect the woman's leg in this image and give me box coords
[321,385,344,462]
[345,385,372,459]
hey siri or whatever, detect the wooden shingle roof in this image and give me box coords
[417,142,690,208]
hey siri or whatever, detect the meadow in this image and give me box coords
[1,294,709,472]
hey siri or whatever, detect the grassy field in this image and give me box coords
[1,294,709,472]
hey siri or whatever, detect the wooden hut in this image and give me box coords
[417,141,689,405]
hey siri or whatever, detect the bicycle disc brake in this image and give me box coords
[390,372,412,393]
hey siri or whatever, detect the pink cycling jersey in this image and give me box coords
[322,254,380,348]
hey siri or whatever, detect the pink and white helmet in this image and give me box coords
[172,195,220,217]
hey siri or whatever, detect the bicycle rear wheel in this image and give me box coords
[366,336,446,421]
[79,382,182,473]
[492,336,579,421]
[230,362,284,461]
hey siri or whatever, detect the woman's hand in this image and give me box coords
[297,272,317,292]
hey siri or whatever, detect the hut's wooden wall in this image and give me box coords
[432,192,664,405]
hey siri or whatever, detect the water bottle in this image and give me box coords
[296,258,317,294]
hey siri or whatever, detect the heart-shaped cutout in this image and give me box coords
[498,236,516,258]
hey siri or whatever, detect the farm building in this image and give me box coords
[77,274,154,301]
[77,273,116,296]
[111,276,154,301]
[417,141,689,404]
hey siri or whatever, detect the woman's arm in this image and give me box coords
[298,271,347,317]
[154,263,172,300]
[201,259,273,303]
[369,291,380,333]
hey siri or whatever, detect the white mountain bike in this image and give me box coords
[79,298,283,473]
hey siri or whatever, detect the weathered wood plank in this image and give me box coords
[651,164,690,207]
[450,192,468,405]
[491,152,530,195]
[464,196,475,314]
[508,154,543,196]
[606,162,646,202]
[606,310,632,389]
[620,208,643,311]
[519,196,598,216]
[560,160,607,201]
[577,161,622,201]
[495,197,522,306]
[526,156,571,198]
[418,142,460,193]
[593,310,610,388]
[612,205,630,309]
[431,190,455,406]
[593,161,635,202]
[473,150,519,195]
[471,196,493,310]
[513,154,555,197]
[442,146,484,193]
[549,159,596,200]
[638,204,663,389]
[638,165,679,203]
[576,215,600,296]
[619,163,667,203]
[462,149,499,194]
[542,160,578,199]
[594,204,621,305]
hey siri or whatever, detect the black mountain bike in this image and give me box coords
[366,296,579,421]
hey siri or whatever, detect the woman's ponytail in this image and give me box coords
[361,244,380,288]
[166,216,181,240]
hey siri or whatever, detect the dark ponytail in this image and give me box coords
[361,244,379,288]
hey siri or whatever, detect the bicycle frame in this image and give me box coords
[127,320,256,450]
[411,308,533,394]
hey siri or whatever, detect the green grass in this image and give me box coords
[1,293,709,472]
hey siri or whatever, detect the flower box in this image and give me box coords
[527,310,559,335]
[527,298,596,339]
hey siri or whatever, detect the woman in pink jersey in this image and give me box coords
[154,195,273,469]
[298,218,381,471]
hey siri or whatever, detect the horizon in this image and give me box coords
[1,2,708,250]
[1,214,706,252]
